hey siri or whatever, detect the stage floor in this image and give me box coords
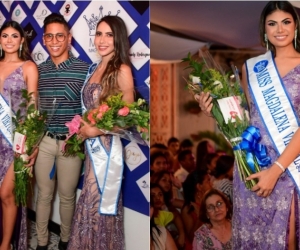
[28,221,59,250]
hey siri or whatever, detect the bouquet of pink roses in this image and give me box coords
[62,93,150,159]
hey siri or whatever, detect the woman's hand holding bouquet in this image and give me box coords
[12,89,47,206]
[62,93,150,160]
[183,51,271,189]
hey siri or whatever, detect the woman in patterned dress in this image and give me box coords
[67,16,134,250]
[0,21,38,250]
[193,189,232,250]
[198,1,300,249]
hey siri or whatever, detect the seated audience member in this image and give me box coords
[193,189,232,250]
[181,170,212,245]
[151,184,186,249]
[151,170,184,210]
[150,206,178,250]
[212,155,234,203]
[195,140,215,171]
[167,137,180,158]
[174,150,196,183]
[203,153,220,183]
[151,151,169,174]
[150,144,177,174]
[151,143,168,152]
[179,139,194,152]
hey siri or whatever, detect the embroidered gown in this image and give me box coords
[232,65,300,249]
[67,83,124,250]
[0,66,27,249]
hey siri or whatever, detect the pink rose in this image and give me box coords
[140,127,148,132]
[96,112,103,120]
[65,115,81,135]
[98,104,110,113]
[118,106,130,116]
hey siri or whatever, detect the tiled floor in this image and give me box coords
[28,221,60,250]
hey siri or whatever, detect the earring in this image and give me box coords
[295,30,297,49]
[264,33,269,51]
[0,44,2,57]
[19,43,22,57]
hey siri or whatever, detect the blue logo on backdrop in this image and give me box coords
[83,6,120,36]
[254,60,268,73]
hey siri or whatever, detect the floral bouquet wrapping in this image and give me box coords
[12,90,47,206]
[182,51,271,189]
[62,93,150,159]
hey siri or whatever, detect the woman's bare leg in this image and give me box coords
[289,195,296,250]
[0,163,17,250]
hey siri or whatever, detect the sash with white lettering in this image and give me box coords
[246,50,300,190]
[81,62,124,215]
[0,94,13,146]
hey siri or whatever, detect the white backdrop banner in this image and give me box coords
[0,0,149,217]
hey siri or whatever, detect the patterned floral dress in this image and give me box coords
[0,65,27,249]
[67,83,124,250]
[193,224,232,250]
[232,65,300,249]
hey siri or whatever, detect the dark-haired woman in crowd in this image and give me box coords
[181,170,212,247]
[0,21,38,250]
[151,170,184,210]
[212,155,234,203]
[193,189,232,250]
[150,206,178,250]
[150,183,186,249]
[195,140,215,171]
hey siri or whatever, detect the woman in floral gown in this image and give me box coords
[0,21,38,250]
[67,16,134,250]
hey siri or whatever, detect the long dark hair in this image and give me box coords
[96,15,131,102]
[150,209,161,248]
[212,155,234,178]
[0,20,29,61]
[151,170,172,206]
[182,170,208,210]
[196,140,211,171]
[260,1,300,53]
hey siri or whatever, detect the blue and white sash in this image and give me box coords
[0,94,13,146]
[81,62,124,215]
[246,51,300,190]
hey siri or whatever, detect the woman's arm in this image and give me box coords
[165,228,178,250]
[247,129,300,197]
[171,208,185,248]
[23,61,39,167]
[245,63,300,197]
[181,205,201,243]
[118,64,134,103]
[23,61,38,106]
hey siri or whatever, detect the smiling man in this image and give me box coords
[34,13,89,250]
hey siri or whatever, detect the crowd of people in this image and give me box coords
[150,137,234,249]
[0,12,133,250]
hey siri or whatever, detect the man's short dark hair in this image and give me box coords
[167,137,179,146]
[43,13,69,32]
[178,149,192,163]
